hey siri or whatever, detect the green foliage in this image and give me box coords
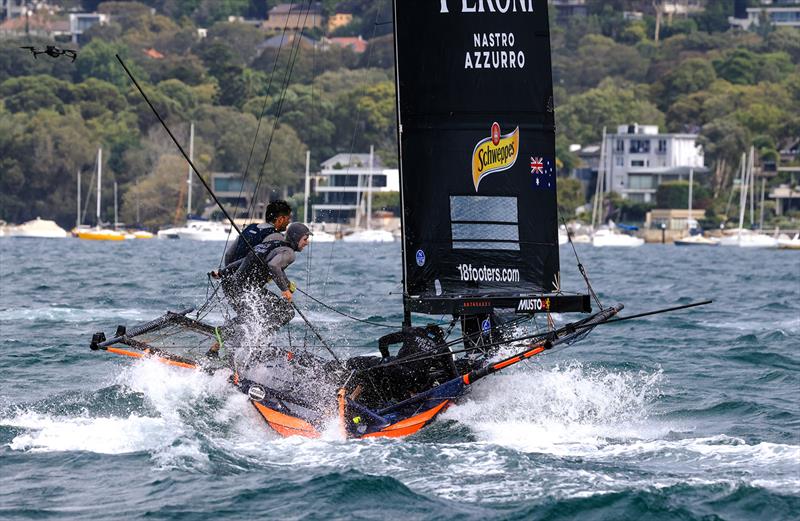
[556,80,665,144]
[2,1,799,229]
[656,181,710,210]
[0,75,74,114]
[76,40,147,89]
[557,178,584,219]
[653,57,716,111]
[371,191,400,214]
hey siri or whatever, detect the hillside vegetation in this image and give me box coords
[1,0,797,228]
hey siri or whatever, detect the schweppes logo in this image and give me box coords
[471,122,519,192]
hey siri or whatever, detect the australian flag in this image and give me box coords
[530,155,556,190]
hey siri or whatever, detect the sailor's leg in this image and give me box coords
[261,289,295,334]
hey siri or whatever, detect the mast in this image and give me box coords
[303,150,311,224]
[96,148,102,227]
[367,145,374,231]
[187,121,194,217]
[354,160,363,229]
[592,127,607,231]
[737,151,747,240]
[391,0,410,326]
[687,167,693,231]
[749,146,755,227]
[759,176,766,231]
[76,169,81,228]
[113,181,118,230]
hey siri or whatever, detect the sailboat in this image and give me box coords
[674,168,719,246]
[719,148,777,248]
[77,148,126,241]
[342,146,394,243]
[589,130,643,247]
[88,2,707,439]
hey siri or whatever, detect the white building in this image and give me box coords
[601,124,705,203]
[730,1,800,30]
[314,153,399,223]
[69,12,108,43]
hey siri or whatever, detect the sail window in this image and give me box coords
[450,195,519,250]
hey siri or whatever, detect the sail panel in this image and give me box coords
[394,0,560,311]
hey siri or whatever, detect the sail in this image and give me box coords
[394,0,584,315]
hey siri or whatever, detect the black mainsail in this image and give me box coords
[393,0,588,316]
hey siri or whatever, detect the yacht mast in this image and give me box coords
[187,121,194,217]
[367,145,374,231]
[96,148,102,227]
[76,170,81,228]
[303,150,311,224]
[687,167,694,231]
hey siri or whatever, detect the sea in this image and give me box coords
[0,238,798,520]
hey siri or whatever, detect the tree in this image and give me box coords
[653,57,716,111]
[332,81,396,154]
[557,177,584,219]
[120,153,187,228]
[76,40,147,90]
[713,48,759,85]
[0,75,74,114]
[656,181,710,209]
[564,34,648,91]
[556,79,665,144]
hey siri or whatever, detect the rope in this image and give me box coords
[560,214,603,311]
[217,0,304,268]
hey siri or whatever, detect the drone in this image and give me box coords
[20,45,77,62]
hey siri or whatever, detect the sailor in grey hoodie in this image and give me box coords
[218,222,311,342]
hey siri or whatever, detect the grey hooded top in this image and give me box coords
[223,223,310,292]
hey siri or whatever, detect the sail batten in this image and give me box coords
[394,0,566,314]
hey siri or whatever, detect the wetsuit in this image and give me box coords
[219,239,297,337]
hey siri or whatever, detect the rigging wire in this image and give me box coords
[560,214,604,311]
[321,0,388,298]
[216,0,302,266]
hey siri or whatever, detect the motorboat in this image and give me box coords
[6,217,68,239]
[719,229,778,248]
[674,234,720,246]
[592,228,644,247]
[174,220,232,241]
[310,230,336,242]
[777,233,800,250]
[342,229,394,242]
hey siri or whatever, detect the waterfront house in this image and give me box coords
[599,124,706,203]
[313,153,399,224]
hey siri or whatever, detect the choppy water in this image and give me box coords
[1,238,798,520]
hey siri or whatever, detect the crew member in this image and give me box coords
[223,200,292,267]
[210,223,312,356]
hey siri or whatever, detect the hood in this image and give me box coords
[285,222,310,250]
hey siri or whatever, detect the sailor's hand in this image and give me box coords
[288,281,297,293]
[282,290,293,301]
[209,270,221,279]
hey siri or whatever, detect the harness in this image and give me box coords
[228,223,276,265]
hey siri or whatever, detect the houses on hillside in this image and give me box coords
[571,124,706,204]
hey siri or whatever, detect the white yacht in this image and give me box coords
[342,229,395,242]
[592,227,644,247]
[6,217,68,239]
[719,229,778,248]
[674,234,720,246]
[174,220,233,241]
[310,230,336,242]
[777,233,800,250]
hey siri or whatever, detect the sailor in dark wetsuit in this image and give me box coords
[215,222,312,349]
[222,200,292,268]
